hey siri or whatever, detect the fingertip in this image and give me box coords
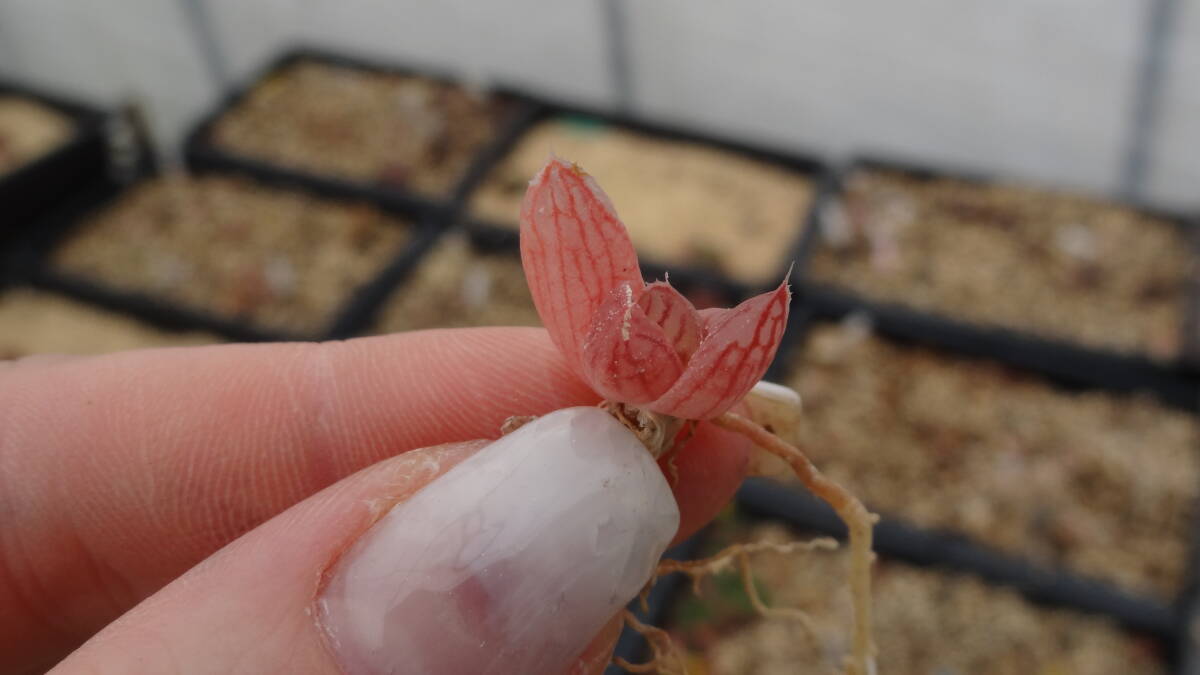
[0,327,601,672]
[569,614,624,675]
[319,408,676,675]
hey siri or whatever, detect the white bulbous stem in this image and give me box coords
[599,400,685,459]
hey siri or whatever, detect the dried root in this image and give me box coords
[659,537,837,641]
[614,610,689,675]
[622,536,838,675]
[714,411,878,675]
[655,538,832,589]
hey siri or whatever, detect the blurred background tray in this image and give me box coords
[0,281,223,359]
[725,300,1200,668]
[184,46,533,218]
[633,509,1174,674]
[794,157,1200,398]
[462,97,831,302]
[360,222,746,337]
[0,80,107,248]
[16,164,443,343]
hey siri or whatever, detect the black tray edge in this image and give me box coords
[0,79,110,249]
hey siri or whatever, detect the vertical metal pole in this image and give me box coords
[1120,0,1179,200]
[178,0,230,93]
[0,7,24,77]
[602,0,634,113]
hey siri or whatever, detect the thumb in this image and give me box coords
[52,408,679,675]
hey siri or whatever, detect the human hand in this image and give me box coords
[1,327,750,674]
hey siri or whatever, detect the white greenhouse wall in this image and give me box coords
[0,0,1194,207]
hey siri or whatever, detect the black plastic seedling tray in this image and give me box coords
[183,45,535,219]
[739,301,1200,670]
[791,156,1200,399]
[15,163,445,343]
[0,80,108,243]
[460,98,833,303]
[188,46,830,311]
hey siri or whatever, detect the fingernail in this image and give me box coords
[318,407,680,675]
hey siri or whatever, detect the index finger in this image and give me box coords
[0,327,750,673]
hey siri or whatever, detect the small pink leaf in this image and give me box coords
[520,158,644,372]
[647,281,790,420]
[638,282,702,362]
[695,307,726,327]
[581,282,686,404]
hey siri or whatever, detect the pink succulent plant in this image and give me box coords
[517,158,876,673]
[520,157,790,420]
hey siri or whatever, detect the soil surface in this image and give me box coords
[0,288,217,358]
[469,117,815,285]
[373,234,540,332]
[808,169,1193,360]
[779,321,1199,599]
[211,61,513,197]
[51,174,411,335]
[668,518,1164,675]
[0,96,71,176]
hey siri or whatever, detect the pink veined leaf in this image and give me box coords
[520,157,643,371]
[519,156,792,421]
[638,281,702,362]
[647,281,791,420]
[581,282,686,404]
[695,307,726,328]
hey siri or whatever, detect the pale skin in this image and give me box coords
[0,328,752,674]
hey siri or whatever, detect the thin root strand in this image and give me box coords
[621,536,832,674]
[735,550,819,641]
[614,609,689,675]
[655,537,838,595]
[714,411,878,675]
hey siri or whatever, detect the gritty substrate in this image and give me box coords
[0,288,217,358]
[671,520,1163,675]
[469,117,815,285]
[0,95,72,176]
[51,174,410,335]
[808,169,1193,360]
[777,322,1199,599]
[373,234,540,332]
[211,60,512,197]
